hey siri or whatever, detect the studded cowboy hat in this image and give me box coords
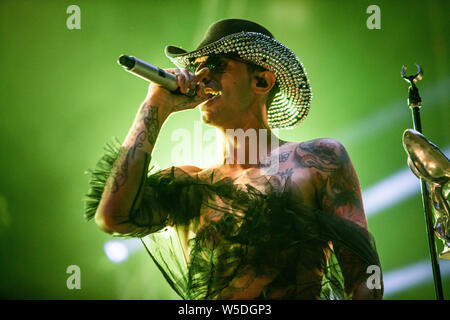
[165,19,312,129]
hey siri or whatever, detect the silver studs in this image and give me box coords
[167,31,312,128]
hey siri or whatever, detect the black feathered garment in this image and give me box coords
[84,139,382,300]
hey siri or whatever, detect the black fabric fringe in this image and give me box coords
[84,139,382,300]
[84,137,122,222]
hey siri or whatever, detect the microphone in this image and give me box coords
[118,54,196,96]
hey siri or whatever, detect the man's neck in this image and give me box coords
[218,123,284,170]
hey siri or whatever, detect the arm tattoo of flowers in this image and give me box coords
[107,105,160,193]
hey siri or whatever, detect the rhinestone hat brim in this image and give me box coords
[166,32,312,129]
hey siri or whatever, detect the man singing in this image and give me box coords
[85,19,383,299]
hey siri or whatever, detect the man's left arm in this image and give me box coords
[295,138,383,299]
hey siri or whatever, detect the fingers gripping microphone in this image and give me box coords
[118,54,195,96]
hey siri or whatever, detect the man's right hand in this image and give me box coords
[144,67,210,117]
[95,66,211,235]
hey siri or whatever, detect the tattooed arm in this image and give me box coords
[95,102,167,235]
[95,67,209,235]
[295,138,383,299]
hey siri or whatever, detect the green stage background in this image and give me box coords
[0,0,448,299]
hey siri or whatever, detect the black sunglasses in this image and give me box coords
[186,54,247,74]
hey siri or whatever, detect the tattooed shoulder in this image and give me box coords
[294,138,349,172]
[297,138,367,227]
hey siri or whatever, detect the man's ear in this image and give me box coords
[252,70,276,95]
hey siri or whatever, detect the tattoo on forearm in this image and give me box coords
[142,105,160,146]
[106,105,160,194]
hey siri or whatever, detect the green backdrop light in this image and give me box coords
[0,0,448,299]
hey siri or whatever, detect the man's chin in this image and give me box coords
[200,110,222,127]
[200,112,209,122]
[200,112,213,125]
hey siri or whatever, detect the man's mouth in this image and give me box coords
[204,87,222,100]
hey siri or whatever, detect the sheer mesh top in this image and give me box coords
[84,139,382,300]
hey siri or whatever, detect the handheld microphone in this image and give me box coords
[118,54,196,96]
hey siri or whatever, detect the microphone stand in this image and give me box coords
[401,64,444,300]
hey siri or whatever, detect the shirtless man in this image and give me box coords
[90,19,383,299]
